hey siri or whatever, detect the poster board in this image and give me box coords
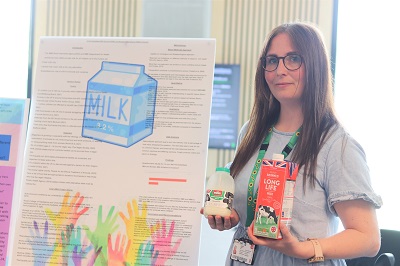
[0,98,30,266]
[10,37,215,266]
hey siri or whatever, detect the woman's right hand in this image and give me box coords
[200,208,239,231]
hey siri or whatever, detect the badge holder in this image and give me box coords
[230,236,256,265]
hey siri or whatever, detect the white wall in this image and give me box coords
[335,0,400,230]
[0,0,30,99]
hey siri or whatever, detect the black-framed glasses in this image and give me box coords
[261,54,303,72]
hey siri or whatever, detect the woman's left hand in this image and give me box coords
[247,222,311,259]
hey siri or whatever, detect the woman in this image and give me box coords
[201,22,382,265]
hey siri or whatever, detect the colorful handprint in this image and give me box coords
[44,191,89,264]
[119,199,160,265]
[83,205,119,265]
[108,232,131,265]
[151,220,182,265]
[28,220,55,266]
[134,241,158,266]
[45,192,89,234]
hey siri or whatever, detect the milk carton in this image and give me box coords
[253,154,299,239]
[82,62,157,147]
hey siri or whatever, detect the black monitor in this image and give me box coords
[208,64,240,149]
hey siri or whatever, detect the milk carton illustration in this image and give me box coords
[82,62,157,147]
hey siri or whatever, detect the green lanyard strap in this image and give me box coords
[245,126,301,227]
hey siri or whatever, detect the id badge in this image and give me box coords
[230,237,255,265]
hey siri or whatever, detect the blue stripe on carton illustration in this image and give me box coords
[82,62,157,147]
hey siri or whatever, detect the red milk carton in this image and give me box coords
[253,154,299,239]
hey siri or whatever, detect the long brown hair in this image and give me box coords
[229,22,339,188]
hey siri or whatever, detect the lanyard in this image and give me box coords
[245,126,301,227]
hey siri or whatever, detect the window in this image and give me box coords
[335,0,400,230]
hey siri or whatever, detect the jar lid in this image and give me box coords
[216,167,230,173]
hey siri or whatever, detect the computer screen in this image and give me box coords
[208,64,241,149]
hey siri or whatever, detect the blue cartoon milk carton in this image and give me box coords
[82,62,157,147]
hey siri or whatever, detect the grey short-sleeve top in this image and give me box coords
[226,121,382,266]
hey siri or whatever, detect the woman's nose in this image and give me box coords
[275,58,287,74]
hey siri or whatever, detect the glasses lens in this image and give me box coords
[283,54,302,70]
[264,56,278,71]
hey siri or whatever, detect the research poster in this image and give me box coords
[10,37,216,265]
[0,98,30,266]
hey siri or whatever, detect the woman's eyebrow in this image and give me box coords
[266,51,299,57]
